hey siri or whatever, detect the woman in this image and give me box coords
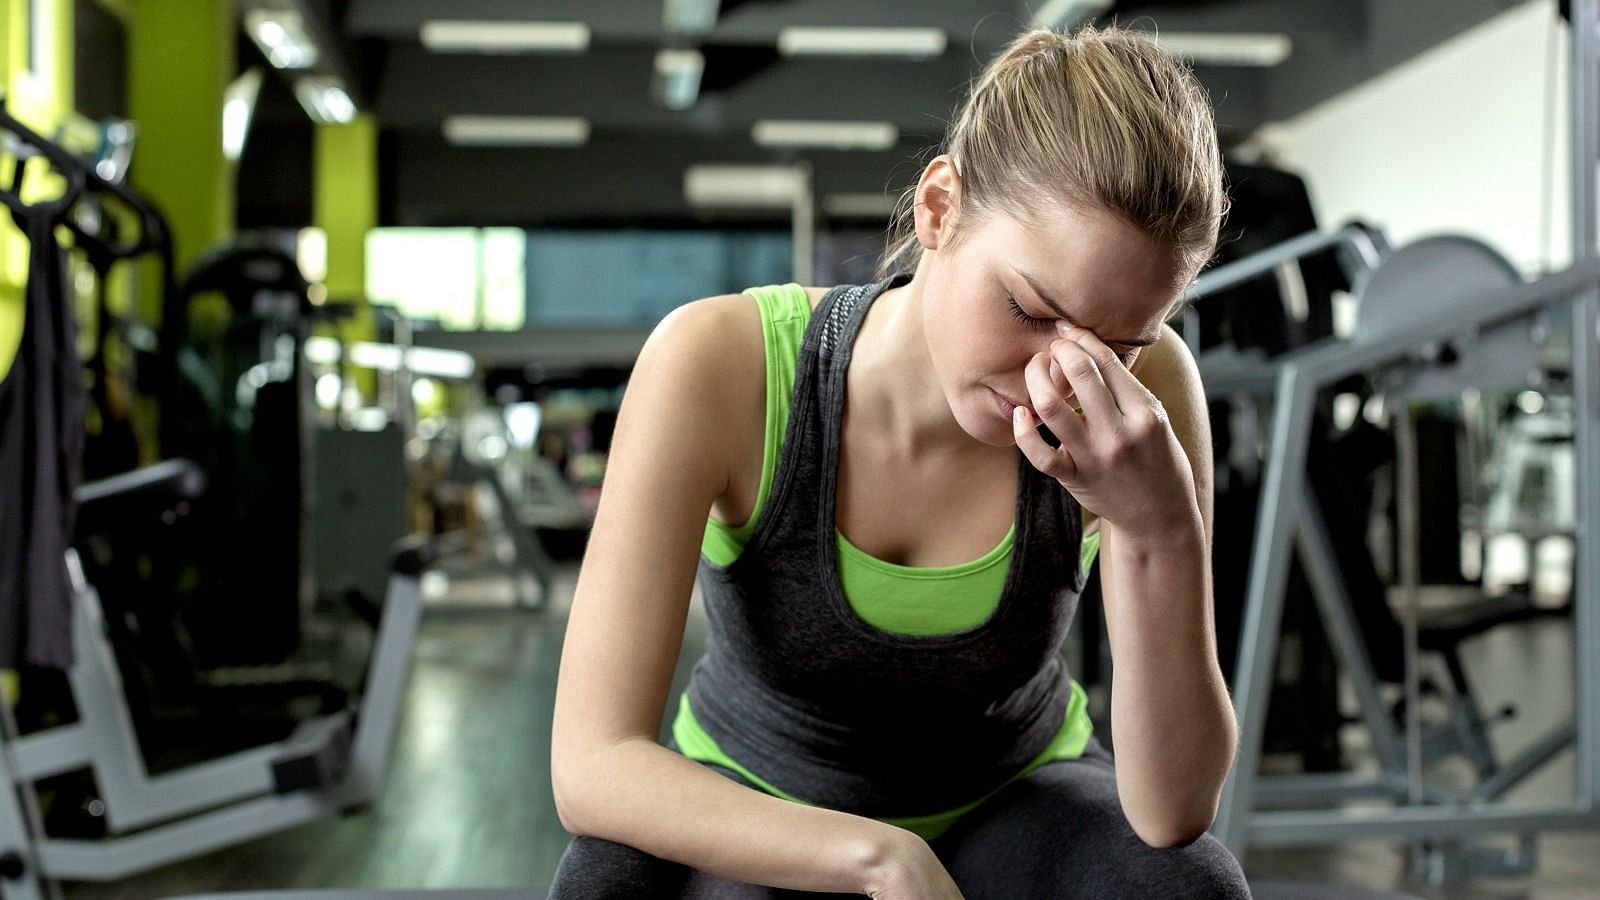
[549,25,1250,899]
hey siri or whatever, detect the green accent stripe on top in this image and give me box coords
[672,679,1095,841]
[701,283,811,566]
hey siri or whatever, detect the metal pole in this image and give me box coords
[1392,402,1425,807]
[1569,0,1600,810]
[792,162,814,286]
[1214,367,1319,857]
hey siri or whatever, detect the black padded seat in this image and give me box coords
[1417,590,1564,651]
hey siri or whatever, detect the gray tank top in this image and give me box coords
[684,274,1089,817]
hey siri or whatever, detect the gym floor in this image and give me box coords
[59,562,1600,900]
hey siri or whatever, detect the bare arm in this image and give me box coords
[549,296,923,894]
[1100,325,1236,847]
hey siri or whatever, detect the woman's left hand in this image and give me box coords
[1012,322,1198,540]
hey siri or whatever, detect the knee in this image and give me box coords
[1128,833,1251,900]
[548,835,691,900]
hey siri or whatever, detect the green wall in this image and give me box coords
[127,0,234,321]
[0,0,76,380]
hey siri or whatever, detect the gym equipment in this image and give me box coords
[417,413,554,610]
[1204,1,1600,868]
[1195,227,1579,880]
[0,462,429,899]
[157,238,317,665]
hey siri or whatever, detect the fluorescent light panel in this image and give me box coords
[752,119,897,151]
[777,27,947,59]
[822,192,897,219]
[245,8,318,69]
[294,77,357,124]
[1155,32,1293,67]
[443,116,591,146]
[419,20,590,54]
[684,164,806,208]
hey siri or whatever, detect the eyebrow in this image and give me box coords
[1011,266,1162,348]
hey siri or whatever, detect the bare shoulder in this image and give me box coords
[646,293,765,396]
[1128,323,1201,400]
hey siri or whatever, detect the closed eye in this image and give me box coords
[1006,295,1052,332]
[1009,295,1137,367]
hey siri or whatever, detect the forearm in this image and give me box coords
[1104,523,1237,846]
[555,737,909,894]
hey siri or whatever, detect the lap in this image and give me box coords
[549,740,1249,900]
[931,740,1250,900]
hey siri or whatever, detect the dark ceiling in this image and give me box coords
[237,0,1528,229]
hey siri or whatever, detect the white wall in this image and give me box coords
[1246,0,1571,276]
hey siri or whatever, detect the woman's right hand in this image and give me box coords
[862,829,966,899]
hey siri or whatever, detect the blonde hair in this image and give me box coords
[877,25,1227,303]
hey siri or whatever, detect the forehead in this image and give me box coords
[983,204,1185,335]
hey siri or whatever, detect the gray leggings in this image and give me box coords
[548,738,1251,899]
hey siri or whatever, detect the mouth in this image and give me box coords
[990,388,1024,420]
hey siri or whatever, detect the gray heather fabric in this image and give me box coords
[683,274,1089,817]
[548,738,1253,899]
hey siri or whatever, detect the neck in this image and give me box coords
[847,273,984,459]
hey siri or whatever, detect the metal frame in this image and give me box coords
[1181,222,1392,357]
[1211,257,1600,858]
[1201,0,1600,866]
[0,554,425,897]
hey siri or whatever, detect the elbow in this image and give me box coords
[550,752,593,837]
[1128,797,1220,849]
[1132,815,1214,849]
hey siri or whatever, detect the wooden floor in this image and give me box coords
[58,564,1600,899]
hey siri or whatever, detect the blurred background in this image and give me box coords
[0,1,1595,898]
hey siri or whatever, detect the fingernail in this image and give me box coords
[1055,321,1074,336]
[1013,407,1025,425]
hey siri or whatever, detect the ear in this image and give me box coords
[912,155,962,252]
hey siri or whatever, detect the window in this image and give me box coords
[365,228,526,331]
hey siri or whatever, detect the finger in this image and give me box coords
[1057,324,1149,418]
[1013,406,1078,482]
[1024,351,1089,449]
[1043,338,1122,432]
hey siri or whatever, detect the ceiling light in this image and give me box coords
[684,164,807,209]
[653,49,705,111]
[294,76,357,124]
[443,116,592,146]
[822,193,897,219]
[776,27,947,59]
[1030,1,1112,29]
[752,120,898,151]
[1153,32,1293,67]
[245,8,318,69]
[663,0,720,35]
[419,21,591,54]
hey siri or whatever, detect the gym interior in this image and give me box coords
[2,1,1598,898]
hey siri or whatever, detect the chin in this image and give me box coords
[957,400,1017,448]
